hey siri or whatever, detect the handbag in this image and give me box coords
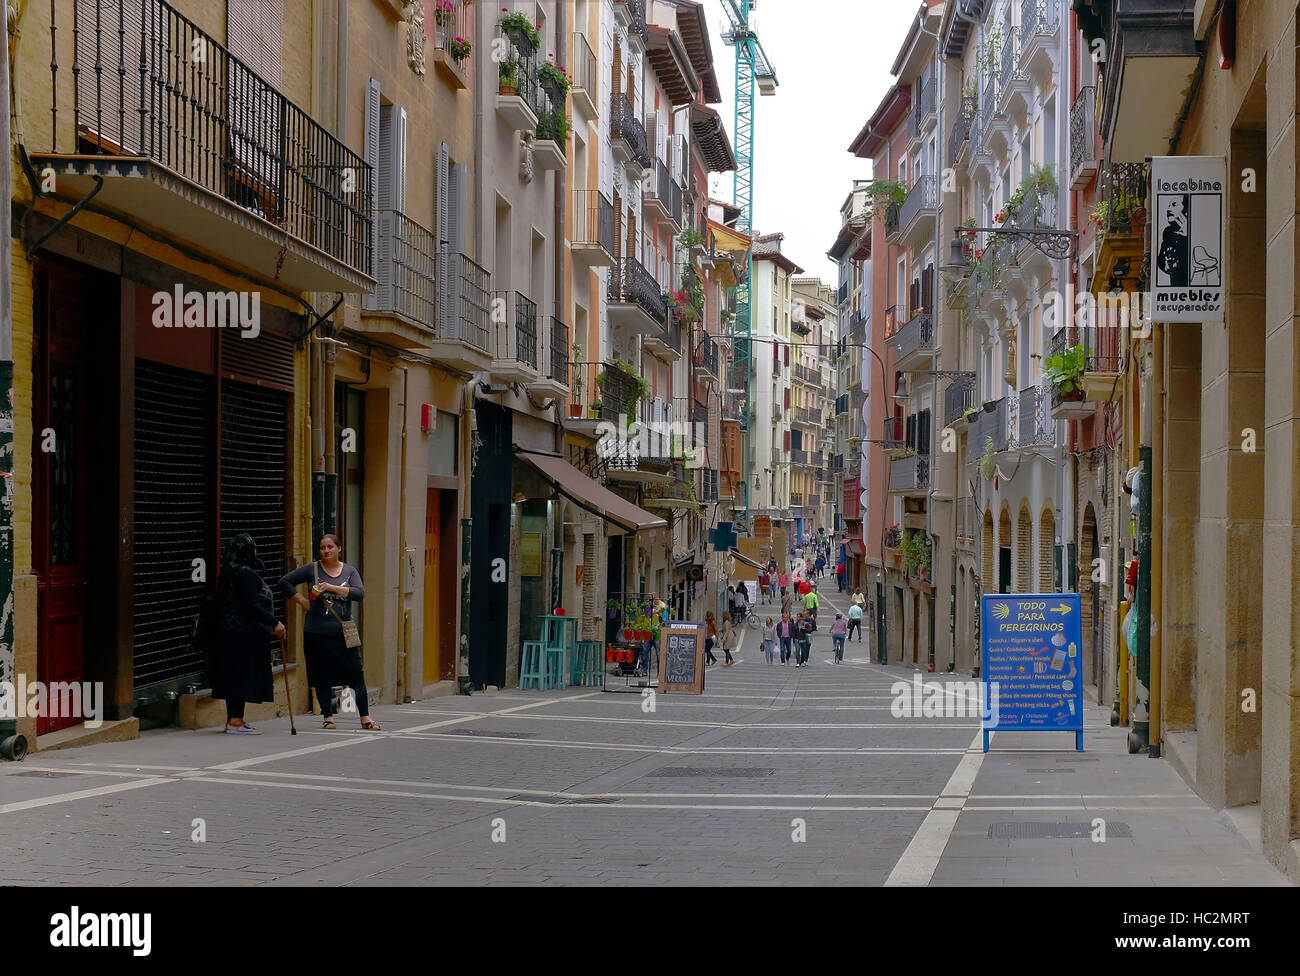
[316,562,362,648]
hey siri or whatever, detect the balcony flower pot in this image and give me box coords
[981,399,997,414]
[590,401,602,419]
[622,628,634,642]
[569,403,584,418]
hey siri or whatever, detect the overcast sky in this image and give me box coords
[703,0,924,283]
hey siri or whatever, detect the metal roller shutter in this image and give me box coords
[133,361,213,695]
[220,380,289,667]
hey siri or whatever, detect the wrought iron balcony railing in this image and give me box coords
[609,256,668,327]
[51,0,372,274]
[617,0,649,41]
[433,0,473,69]
[889,452,931,492]
[611,93,652,169]
[793,363,819,385]
[573,188,615,255]
[437,248,491,350]
[571,32,598,112]
[792,405,821,425]
[1018,381,1055,447]
[910,78,935,137]
[1070,86,1098,187]
[1000,26,1023,92]
[368,210,436,327]
[884,203,901,239]
[1021,0,1058,40]
[549,317,570,386]
[492,291,539,370]
[1097,161,1148,235]
[943,372,977,427]
[899,174,938,233]
[889,310,934,362]
[694,336,720,378]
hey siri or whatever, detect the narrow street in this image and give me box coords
[0,585,1283,887]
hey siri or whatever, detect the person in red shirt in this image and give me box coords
[778,570,790,595]
[797,578,812,597]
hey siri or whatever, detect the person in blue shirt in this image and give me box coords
[847,601,864,642]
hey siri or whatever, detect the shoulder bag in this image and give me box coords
[316,562,362,648]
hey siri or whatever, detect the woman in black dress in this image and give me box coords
[279,534,379,731]
[212,533,286,734]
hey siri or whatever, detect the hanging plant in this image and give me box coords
[500,10,541,52]
[538,60,572,97]
[449,36,472,61]
[979,436,997,480]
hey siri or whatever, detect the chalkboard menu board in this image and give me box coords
[661,622,706,694]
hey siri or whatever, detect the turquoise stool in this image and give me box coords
[572,641,596,685]
[577,641,604,686]
[520,641,545,689]
[543,645,568,689]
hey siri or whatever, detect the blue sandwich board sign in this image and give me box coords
[980,592,1084,753]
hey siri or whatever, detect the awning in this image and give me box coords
[846,540,866,557]
[517,450,667,534]
[729,548,765,570]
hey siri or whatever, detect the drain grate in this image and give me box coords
[651,767,775,778]
[988,821,1133,840]
[8,770,80,778]
[441,729,538,739]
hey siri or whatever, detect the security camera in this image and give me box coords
[478,381,509,395]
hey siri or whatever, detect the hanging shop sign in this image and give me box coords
[1150,155,1225,323]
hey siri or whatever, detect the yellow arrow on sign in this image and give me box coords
[1049,603,1072,614]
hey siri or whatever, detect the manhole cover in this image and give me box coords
[8,770,80,778]
[441,729,538,739]
[988,821,1132,840]
[651,767,775,778]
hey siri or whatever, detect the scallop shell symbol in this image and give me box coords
[992,602,1010,620]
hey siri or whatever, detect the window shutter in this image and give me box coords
[784,387,791,409]
[364,78,382,289]
[379,104,408,213]
[227,0,284,199]
[76,0,150,152]
[784,430,791,451]
[582,534,597,639]
[783,345,790,366]
[436,143,457,339]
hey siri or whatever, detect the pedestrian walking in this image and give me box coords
[780,588,794,617]
[704,610,719,666]
[851,588,867,611]
[803,585,820,628]
[209,533,286,735]
[836,559,846,592]
[830,613,847,663]
[796,611,814,667]
[758,569,771,605]
[847,600,864,642]
[720,612,738,666]
[777,612,795,663]
[778,570,790,595]
[279,534,379,731]
[815,553,825,578]
[762,617,778,664]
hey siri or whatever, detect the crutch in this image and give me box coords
[280,635,297,735]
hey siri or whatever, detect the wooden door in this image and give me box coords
[34,264,93,734]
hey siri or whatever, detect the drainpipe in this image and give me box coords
[1149,321,1163,757]
[459,372,489,693]
[396,365,409,704]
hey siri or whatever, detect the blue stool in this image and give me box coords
[543,645,568,689]
[579,641,604,686]
[520,641,545,689]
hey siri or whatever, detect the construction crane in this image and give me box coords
[718,0,777,536]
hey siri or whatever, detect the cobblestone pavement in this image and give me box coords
[0,586,1290,886]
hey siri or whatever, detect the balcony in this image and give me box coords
[37,0,372,294]
[645,159,681,230]
[982,72,1011,155]
[431,0,473,90]
[530,316,570,398]
[793,363,820,385]
[807,450,824,467]
[910,78,937,143]
[990,397,1011,452]
[615,0,649,51]
[889,452,931,494]
[608,257,668,337]
[607,397,677,484]
[792,405,821,427]
[943,372,977,428]
[789,448,807,465]
[645,317,683,363]
[496,28,539,131]
[898,176,938,249]
[1092,162,1148,296]
[888,310,934,371]
[361,210,436,347]
[572,189,615,267]
[643,479,697,510]
[1019,0,1060,80]
[947,95,977,169]
[568,360,632,424]
[1070,86,1098,189]
[998,27,1030,120]
[611,93,652,176]
[848,311,867,346]
[884,203,902,243]
[836,393,850,416]
[882,415,909,456]
[570,32,599,118]
[693,337,720,381]
[491,291,539,383]
[431,248,493,372]
[1018,381,1055,448]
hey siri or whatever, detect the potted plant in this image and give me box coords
[498,55,520,95]
[962,406,981,423]
[449,35,472,61]
[434,0,456,45]
[678,227,705,250]
[979,435,996,480]
[1044,343,1089,401]
[589,399,603,419]
[864,178,906,209]
[606,598,622,619]
[981,398,997,414]
[500,10,541,54]
[538,60,571,102]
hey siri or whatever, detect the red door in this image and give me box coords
[34,263,94,735]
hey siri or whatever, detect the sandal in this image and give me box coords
[360,720,382,731]
[322,719,336,730]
